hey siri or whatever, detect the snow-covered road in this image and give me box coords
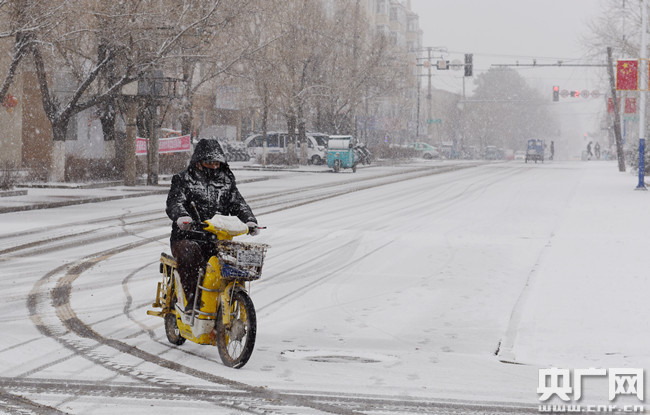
[0,161,646,414]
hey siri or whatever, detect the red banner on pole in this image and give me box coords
[608,97,621,114]
[136,135,191,155]
[616,60,639,90]
[625,97,637,114]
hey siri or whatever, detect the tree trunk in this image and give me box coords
[261,88,269,166]
[99,101,117,142]
[179,90,194,137]
[287,114,297,163]
[297,104,307,165]
[49,118,69,182]
[180,59,195,137]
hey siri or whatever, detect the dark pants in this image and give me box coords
[171,239,216,299]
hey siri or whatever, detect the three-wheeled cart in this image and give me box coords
[525,139,545,163]
[327,135,358,173]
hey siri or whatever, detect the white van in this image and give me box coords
[243,132,328,164]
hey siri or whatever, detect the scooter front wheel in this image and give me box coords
[165,313,186,345]
[216,289,257,368]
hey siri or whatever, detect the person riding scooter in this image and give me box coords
[166,138,258,311]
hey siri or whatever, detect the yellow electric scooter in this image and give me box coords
[147,215,268,368]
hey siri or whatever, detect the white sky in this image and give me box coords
[409,0,606,94]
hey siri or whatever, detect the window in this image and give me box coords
[408,16,418,32]
[376,0,386,14]
[311,134,328,147]
[279,133,288,148]
[267,133,280,147]
[247,135,263,147]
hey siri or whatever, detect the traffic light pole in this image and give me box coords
[636,0,647,190]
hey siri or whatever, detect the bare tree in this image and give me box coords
[240,0,289,155]
[312,2,410,141]
[464,67,555,152]
[172,0,258,137]
[26,0,231,180]
[584,0,640,170]
[0,0,61,104]
[240,0,411,164]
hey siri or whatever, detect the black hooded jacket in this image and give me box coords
[166,139,257,244]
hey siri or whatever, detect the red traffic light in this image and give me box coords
[552,85,560,101]
[553,86,559,92]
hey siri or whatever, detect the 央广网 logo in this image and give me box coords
[537,368,644,413]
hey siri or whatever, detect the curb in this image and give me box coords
[0,175,272,214]
[0,189,28,198]
[0,189,169,214]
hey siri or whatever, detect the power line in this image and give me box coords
[492,62,607,68]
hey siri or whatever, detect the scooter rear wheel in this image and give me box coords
[165,313,186,345]
[216,289,257,368]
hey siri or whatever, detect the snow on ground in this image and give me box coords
[1,160,648,412]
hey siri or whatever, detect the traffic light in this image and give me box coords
[464,53,473,77]
[553,86,559,101]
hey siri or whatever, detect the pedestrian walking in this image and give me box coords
[550,141,554,160]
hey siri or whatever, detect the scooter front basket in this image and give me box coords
[216,240,269,281]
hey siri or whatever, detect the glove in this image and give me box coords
[246,221,260,236]
[176,216,193,231]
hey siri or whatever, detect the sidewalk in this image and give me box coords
[0,163,328,214]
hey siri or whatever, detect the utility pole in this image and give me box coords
[148,105,159,185]
[415,46,448,142]
[607,47,626,172]
[427,47,432,139]
[124,103,137,186]
[121,81,139,186]
[416,74,421,139]
[636,0,648,190]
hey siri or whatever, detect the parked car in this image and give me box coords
[244,131,328,164]
[484,145,504,160]
[514,150,526,161]
[461,145,479,160]
[410,142,440,159]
